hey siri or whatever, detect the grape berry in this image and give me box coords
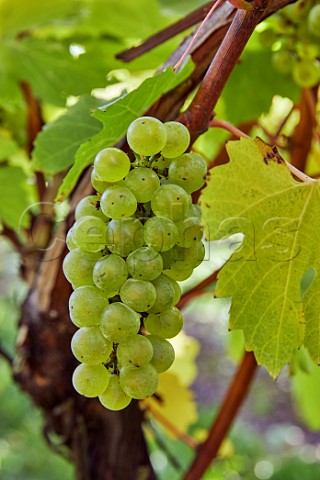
[260,0,320,89]
[63,117,207,411]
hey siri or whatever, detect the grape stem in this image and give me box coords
[183,351,257,480]
[210,118,250,139]
[177,271,218,309]
[116,1,216,62]
[178,0,268,141]
[142,401,199,449]
[284,161,316,184]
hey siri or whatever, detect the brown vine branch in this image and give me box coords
[20,81,46,199]
[177,271,218,309]
[274,104,296,139]
[210,118,250,138]
[179,0,268,142]
[116,1,215,62]
[289,88,318,172]
[143,401,199,449]
[173,0,225,71]
[184,351,258,480]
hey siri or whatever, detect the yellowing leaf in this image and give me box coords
[145,372,198,436]
[169,331,199,386]
[201,137,320,377]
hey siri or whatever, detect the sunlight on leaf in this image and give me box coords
[201,137,320,377]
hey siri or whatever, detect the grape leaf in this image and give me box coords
[32,96,105,174]
[201,137,320,377]
[169,331,200,386]
[0,0,79,37]
[3,38,111,106]
[145,371,198,436]
[77,0,167,39]
[0,135,20,162]
[56,63,193,201]
[0,166,33,229]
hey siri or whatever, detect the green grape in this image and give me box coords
[160,247,178,270]
[66,227,77,251]
[72,363,110,398]
[100,185,137,219]
[72,215,107,253]
[126,247,163,280]
[71,326,113,364]
[161,242,205,276]
[117,334,154,367]
[176,216,203,248]
[120,278,156,312]
[124,167,160,202]
[146,335,175,373]
[168,153,207,193]
[63,248,101,288]
[308,4,320,37]
[167,276,181,305]
[93,254,128,294]
[127,116,167,156]
[281,2,304,24]
[150,155,172,172]
[119,364,159,399]
[296,20,314,44]
[91,169,125,194]
[94,147,131,182]
[144,306,183,339]
[106,217,144,257]
[75,195,107,221]
[178,242,206,269]
[296,42,320,61]
[161,121,190,158]
[163,262,194,281]
[151,184,191,221]
[272,50,293,75]
[188,203,202,219]
[144,216,178,252]
[292,59,320,88]
[258,28,277,47]
[149,274,177,313]
[69,285,109,327]
[100,302,140,343]
[274,15,296,35]
[99,374,132,410]
[91,168,111,193]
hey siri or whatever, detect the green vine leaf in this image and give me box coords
[0,166,33,229]
[56,63,193,202]
[32,95,105,175]
[201,137,320,377]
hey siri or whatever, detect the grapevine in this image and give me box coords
[260,0,320,88]
[63,116,207,410]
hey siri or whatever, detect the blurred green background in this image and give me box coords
[0,0,320,477]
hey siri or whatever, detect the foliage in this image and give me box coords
[201,137,320,376]
[0,0,319,478]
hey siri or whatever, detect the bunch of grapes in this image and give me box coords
[259,0,320,88]
[63,116,207,411]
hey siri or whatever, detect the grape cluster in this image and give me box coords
[259,0,320,88]
[63,116,207,411]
